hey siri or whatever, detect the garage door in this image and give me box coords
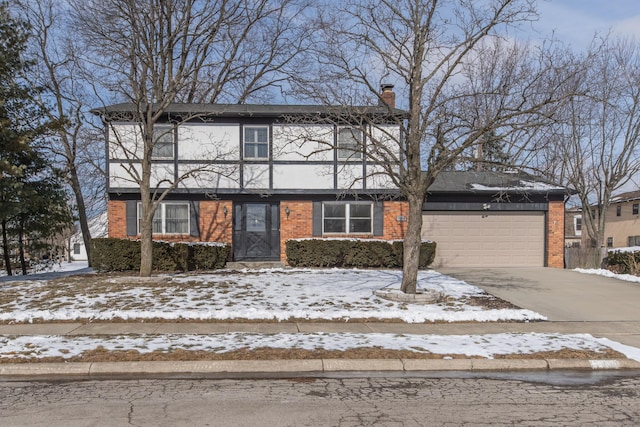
[422,211,545,267]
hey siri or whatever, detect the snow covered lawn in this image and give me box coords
[0,267,545,323]
[2,332,637,362]
[2,264,640,362]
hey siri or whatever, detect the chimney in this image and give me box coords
[380,84,395,109]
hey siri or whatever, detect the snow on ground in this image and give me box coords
[0,268,545,323]
[0,332,632,361]
[574,268,640,284]
[1,263,639,361]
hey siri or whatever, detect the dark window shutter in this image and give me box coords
[312,201,322,236]
[126,200,137,236]
[373,201,384,236]
[190,201,200,237]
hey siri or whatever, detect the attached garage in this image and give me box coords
[422,211,545,267]
[422,170,569,269]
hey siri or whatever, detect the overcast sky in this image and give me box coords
[529,0,640,48]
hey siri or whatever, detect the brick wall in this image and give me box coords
[382,201,408,240]
[279,200,408,262]
[107,200,232,245]
[107,200,127,239]
[547,200,565,268]
[199,201,233,245]
[279,201,314,261]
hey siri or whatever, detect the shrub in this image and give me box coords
[605,250,640,275]
[91,238,229,272]
[285,238,436,269]
[192,243,229,270]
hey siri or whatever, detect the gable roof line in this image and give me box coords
[426,170,568,195]
[91,102,408,119]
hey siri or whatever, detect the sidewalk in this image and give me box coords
[2,320,640,377]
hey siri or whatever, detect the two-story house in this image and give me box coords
[603,190,640,248]
[96,86,568,268]
[97,87,408,263]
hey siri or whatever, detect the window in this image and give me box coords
[337,127,363,160]
[607,237,613,248]
[152,125,174,159]
[628,236,640,246]
[138,202,189,234]
[244,126,269,159]
[323,202,372,234]
[574,215,582,235]
[73,243,81,255]
[617,205,621,216]
[633,204,639,215]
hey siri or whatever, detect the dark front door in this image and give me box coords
[233,202,280,260]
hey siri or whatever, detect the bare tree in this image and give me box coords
[17,0,106,266]
[549,36,640,261]
[298,0,574,293]
[72,0,311,276]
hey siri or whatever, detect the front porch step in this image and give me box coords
[225,261,286,270]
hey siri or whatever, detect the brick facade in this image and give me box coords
[109,198,564,267]
[278,200,408,261]
[547,200,565,268]
[107,200,127,239]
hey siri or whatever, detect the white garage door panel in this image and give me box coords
[422,211,545,267]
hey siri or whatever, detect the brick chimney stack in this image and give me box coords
[380,84,395,109]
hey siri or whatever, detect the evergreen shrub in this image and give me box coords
[285,239,436,269]
[91,238,229,272]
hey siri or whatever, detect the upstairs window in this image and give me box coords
[138,202,189,234]
[152,125,175,159]
[337,127,363,160]
[617,205,622,216]
[634,204,639,215]
[244,126,269,159]
[323,202,372,234]
[574,216,582,235]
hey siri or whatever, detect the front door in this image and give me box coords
[233,202,280,260]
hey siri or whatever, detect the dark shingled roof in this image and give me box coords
[427,170,567,195]
[610,190,640,203]
[92,103,407,118]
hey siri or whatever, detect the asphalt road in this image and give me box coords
[1,373,639,426]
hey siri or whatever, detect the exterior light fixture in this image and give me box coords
[223,206,228,217]
[285,205,291,218]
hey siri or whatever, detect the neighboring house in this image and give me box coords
[96,89,567,268]
[70,212,108,261]
[602,190,640,248]
[564,207,583,248]
[422,171,567,268]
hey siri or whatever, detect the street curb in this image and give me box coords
[1,358,639,377]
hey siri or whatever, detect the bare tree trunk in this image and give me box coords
[401,192,424,294]
[1,220,12,276]
[18,225,27,276]
[139,158,153,277]
[69,170,93,266]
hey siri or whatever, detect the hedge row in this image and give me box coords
[605,250,640,275]
[285,239,436,269]
[90,238,229,272]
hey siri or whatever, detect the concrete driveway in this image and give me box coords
[438,267,640,322]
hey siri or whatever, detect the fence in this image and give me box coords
[564,247,603,269]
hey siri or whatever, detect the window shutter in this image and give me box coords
[190,201,200,237]
[373,201,384,236]
[312,201,322,236]
[126,200,137,236]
